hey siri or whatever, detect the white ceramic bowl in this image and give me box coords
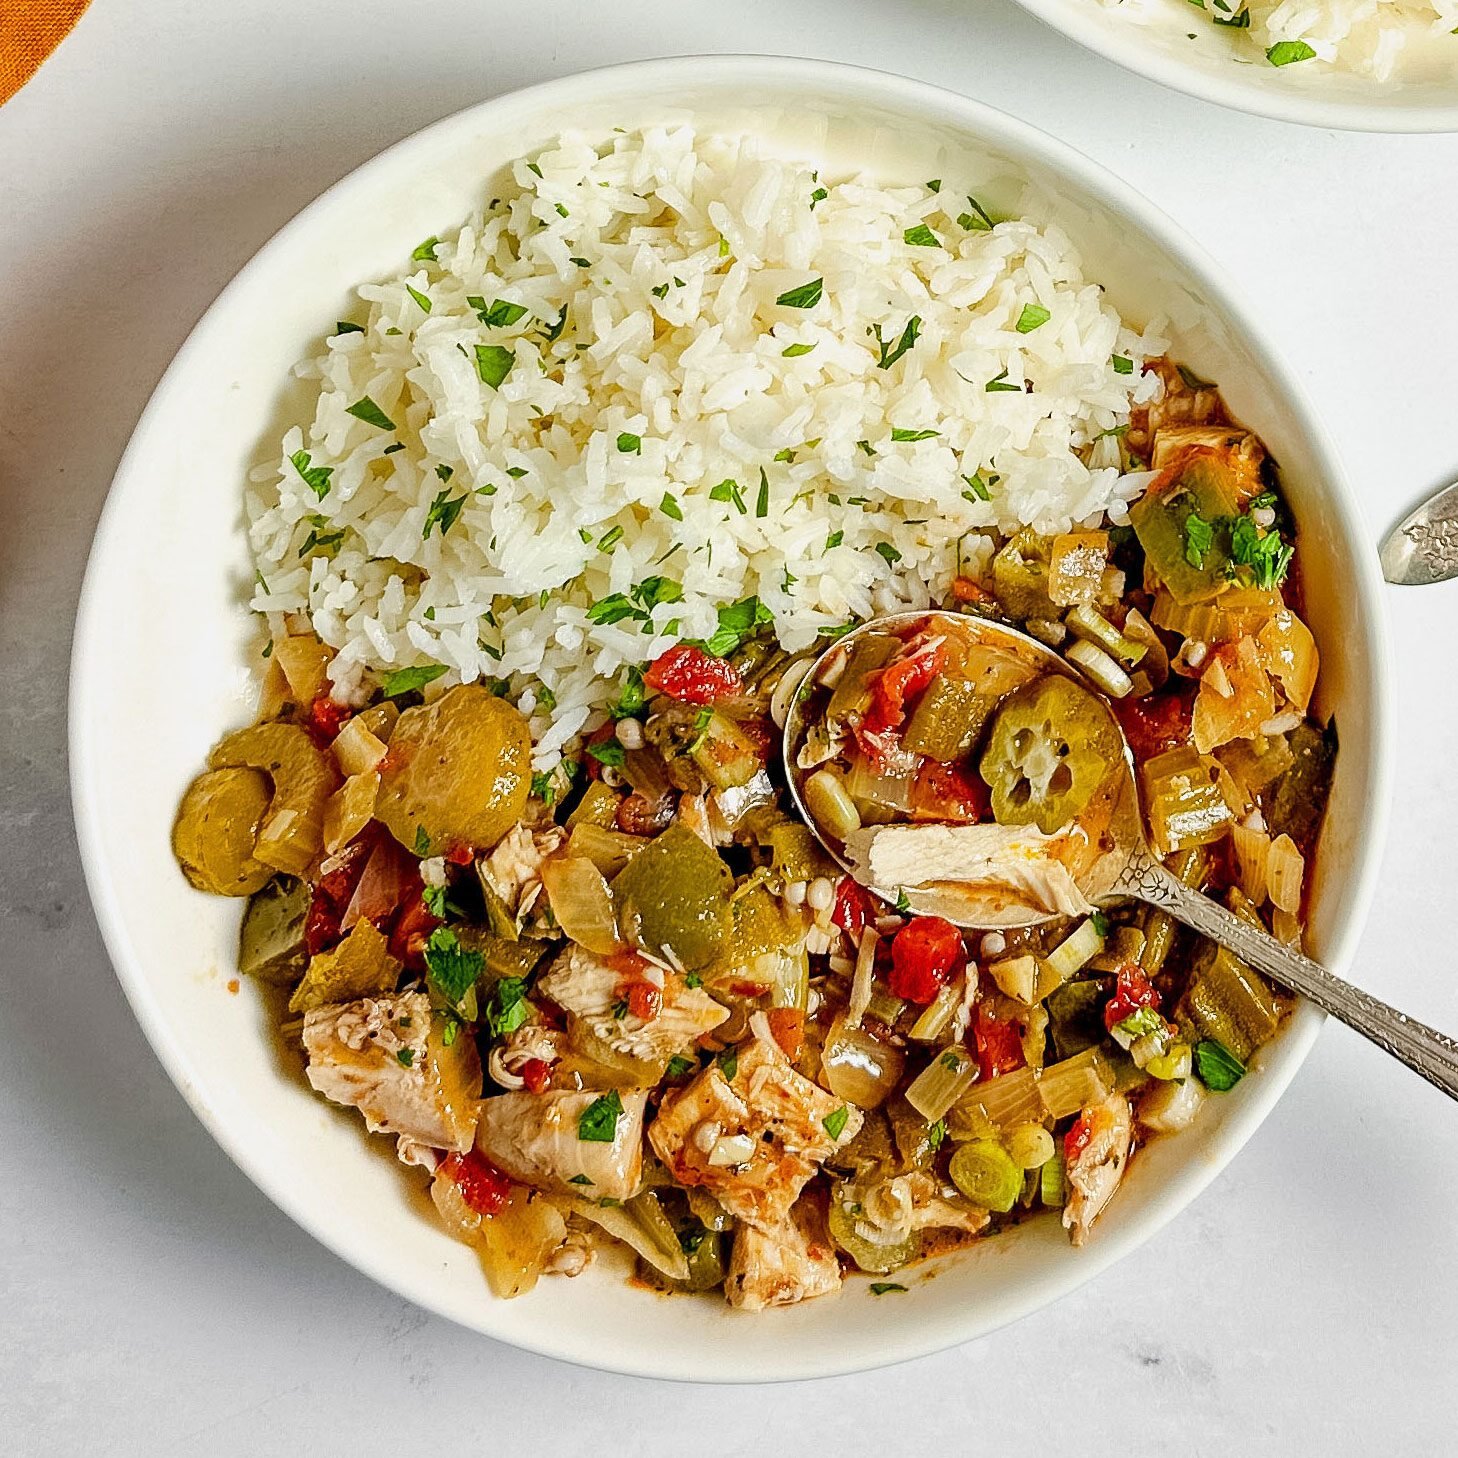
[1011,0,1458,132]
[71,55,1392,1381]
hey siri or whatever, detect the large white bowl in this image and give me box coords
[1011,0,1458,132]
[71,56,1392,1381]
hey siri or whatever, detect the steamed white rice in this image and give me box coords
[1102,0,1458,80]
[247,126,1166,768]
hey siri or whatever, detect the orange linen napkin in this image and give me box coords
[1,0,93,105]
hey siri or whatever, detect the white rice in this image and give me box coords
[246,126,1166,768]
[1102,0,1458,80]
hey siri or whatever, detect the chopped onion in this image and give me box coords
[1267,833,1304,915]
[845,927,879,1029]
[987,954,1038,1004]
[1231,822,1271,905]
[540,855,620,955]
[905,1045,977,1121]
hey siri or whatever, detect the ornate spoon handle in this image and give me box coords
[1121,847,1458,1102]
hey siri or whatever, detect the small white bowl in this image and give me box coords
[70,55,1392,1381]
[1011,0,1458,132]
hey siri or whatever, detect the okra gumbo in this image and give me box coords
[173,355,1332,1308]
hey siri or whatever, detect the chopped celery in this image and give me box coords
[689,710,763,791]
[902,675,995,761]
[1041,917,1106,990]
[958,1066,1041,1128]
[1040,1149,1067,1206]
[1141,745,1236,857]
[905,1046,978,1121]
[826,633,898,723]
[908,979,961,1042]
[1065,603,1147,667]
[765,820,836,882]
[1036,1046,1115,1119]
[949,1139,1023,1212]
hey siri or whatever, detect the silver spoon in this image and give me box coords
[783,610,1458,1101]
[1381,478,1458,585]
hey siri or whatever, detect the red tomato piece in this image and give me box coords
[1103,963,1161,1031]
[1116,688,1195,763]
[388,886,439,969]
[644,644,744,704]
[440,1150,513,1217]
[974,1002,1026,1080]
[912,759,991,822]
[305,694,352,748]
[626,981,662,1022]
[1064,1113,1092,1163]
[831,876,874,940]
[520,1058,552,1095]
[764,1007,806,1061]
[889,915,966,1005]
[863,640,946,735]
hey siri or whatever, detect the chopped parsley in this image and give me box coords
[710,477,747,514]
[586,593,639,626]
[334,320,364,335]
[809,186,828,208]
[891,427,939,442]
[775,277,823,309]
[405,283,431,314]
[568,1173,594,1186]
[423,489,467,539]
[1183,510,1215,568]
[1015,303,1051,333]
[869,1282,908,1295]
[875,541,902,566]
[1230,514,1294,589]
[665,1055,696,1079]
[383,662,448,698]
[578,1089,625,1143]
[395,1048,415,1068]
[927,1119,947,1151]
[542,306,568,343]
[423,926,484,1009]
[473,344,514,390]
[703,595,771,657]
[895,887,911,913]
[435,464,454,482]
[684,973,703,989]
[985,368,1023,393]
[958,195,995,231]
[616,432,642,454]
[345,396,396,431]
[826,529,844,550]
[1112,355,1134,375]
[482,975,530,1040]
[1195,1039,1246,1091]
[586,739,626,769]
[1091,909,1112,939]
[470,297,529,327]
[597,524,624,552]
[782,342,816,357]
[411,236,441,262]
[289,449,333,501]
[903,223,940,248]
[613,666,646,718]
[422,883,450,920]
[1177,363,1217,390]
[962,471,992,502]
[874,315,921,370]
[823,1105,850,1140]
[755,468,770,519]
[718,1048,739,1082]
[659,492,683,521]
[1266,38,1316,64]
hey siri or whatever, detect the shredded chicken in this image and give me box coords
[1063,1091,1133,1246]
[303,990,479,1152]
[479,823,566,924]
[487,1022,565,1091]
[475,1088,647,1200]
[538,943,728,1065]
[649,1033,862,1231]
[844,822,1094,918]
[725,1202,841,1311]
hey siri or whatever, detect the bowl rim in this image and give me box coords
[1008,0,1458,133]
[69,52,1394,1381]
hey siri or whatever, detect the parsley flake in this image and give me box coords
[345,396,395,431]
[775,278,823,309]
[578,1089,625,1143]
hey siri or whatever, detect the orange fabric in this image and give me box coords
[0,0,93,105]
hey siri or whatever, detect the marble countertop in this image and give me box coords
[4,2,1456,1450]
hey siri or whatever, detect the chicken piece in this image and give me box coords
[725,1202,841,1311]
[479,822,566,925]
[905,1172,990,1237]
[1063,1091,1133,1246]
[303,989,480,1152]
[538,943,728,1067]
[844,823,1093,921]
[475,1088,647,1201]
[1149,425,1265,499]
[649,1033,863,1231]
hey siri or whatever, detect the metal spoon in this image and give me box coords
[783,610,1458,1100]
[1381,478,1458,585]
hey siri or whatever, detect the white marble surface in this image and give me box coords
[4,2,1457,1450]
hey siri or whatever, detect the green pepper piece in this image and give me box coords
[979,675,1120,834]
[1263,719,1336,853]
[238,876,312,985]
[612,824,733,970]
[902,675,995,762]
[1128,448,1242,605]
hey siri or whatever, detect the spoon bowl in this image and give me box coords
[783,609,1458,1102]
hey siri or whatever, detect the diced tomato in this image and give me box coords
[863,640,947,735]
[735,716,775,761]
[1064,1113,1093,1163]
[1103,962,1161,1032]
[889,915,966,1005]
[912,759,991,822]
[303,836,374,954]
[950,576,992,605]
[644,644,744,705]
[974,1002,1026,1080]
[440,1150,513,1217]
[443,843,474,867]
[765,1007,805,1061]
[626,981,662,1021]
[520,1058,552,1095]
[388,886,439,968]
[304,693,353,749]
[616,790,674,836]
[1116,688,1195,763]
[831,876,874,940]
